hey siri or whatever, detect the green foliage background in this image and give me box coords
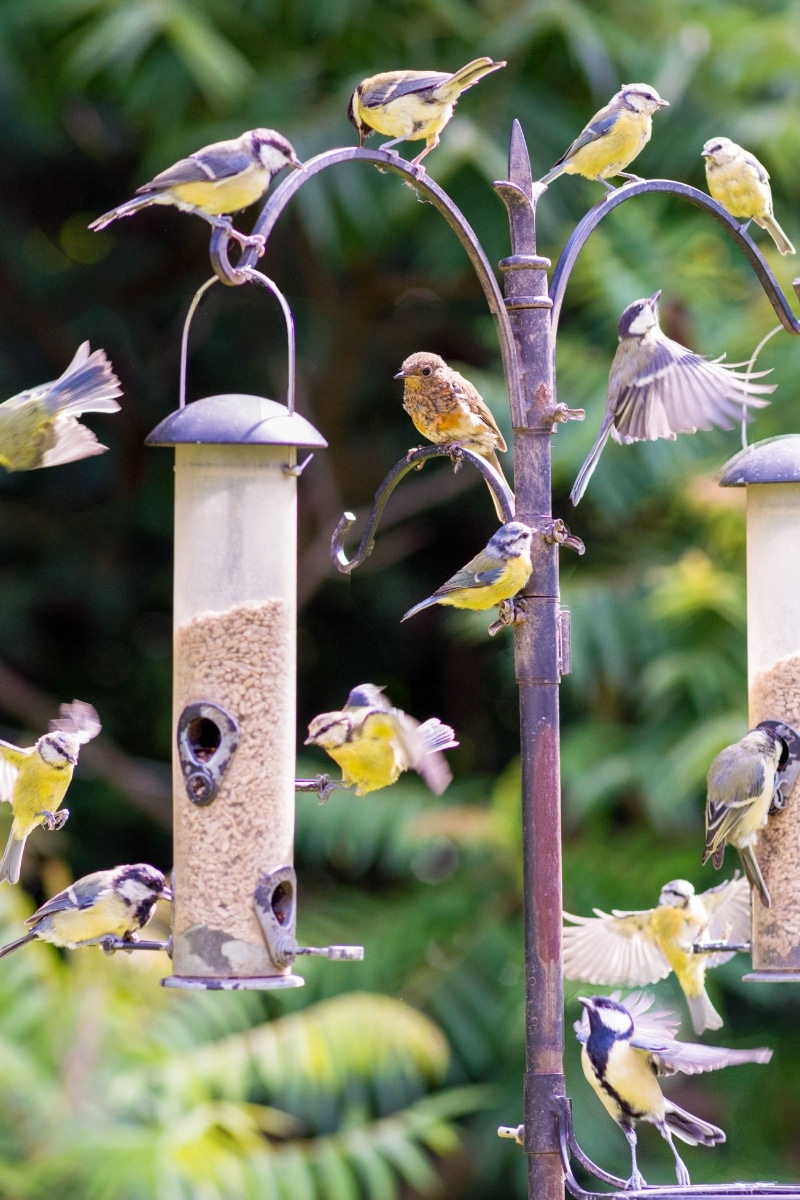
[0,0,799,1194]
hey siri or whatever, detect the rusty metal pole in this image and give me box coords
[495,122,566,1200]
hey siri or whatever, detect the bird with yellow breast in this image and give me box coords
[702,136,795,255]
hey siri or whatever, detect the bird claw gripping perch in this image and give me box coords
[36,808,69,832]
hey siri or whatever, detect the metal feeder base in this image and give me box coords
[743,970,800,984]
[161,973,305,991]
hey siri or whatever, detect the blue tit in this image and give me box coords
[539,83,669,189]
[401,521,532,621]
[564,875,750,1034]
[0,343,121,472]
[703,727,785,909]
[571,291,774,504]
[0,700,101,885]
[348,58,506,170]
[703,137,795,256]
[576,992,771,1189]
[89,130,302,246]
[0,863,171,957]
[305,683,458,796]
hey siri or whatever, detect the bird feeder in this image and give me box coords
[719,435,800,980]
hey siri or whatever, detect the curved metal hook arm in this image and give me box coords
[207,145,522,421]
[549,178,800,344]
[331,444,515,574]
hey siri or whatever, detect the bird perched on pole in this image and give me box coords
[89,129,302,246]
[563,876,750,1034]
[305,683,457,797]
[539,83,669,189]
[702,726,786,908]
[0,863,171,958]
[0,701,102,885]
[576,992,772,1189]
[394,351,512,519]
[702,137,795,256]
[401,521,532,625]
[348,58,506,170]
[570,290,774,505]
[0,343,121,472]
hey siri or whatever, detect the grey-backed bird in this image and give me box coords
[703,137,795,256]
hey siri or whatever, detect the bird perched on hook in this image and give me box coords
[305,683,458,797]
[401,521,532,629]
[702,726,786,908]
[395,351,512,520]
[539,83,669,189]
[702,137,795,256]
[570,290,774,505]
[0,343,121,472]
[89,129,302,247]
[348,58,506,171]
[0,701,102,885]
[576,991,771,1189]
[0,863,171,958]
[563,875,750,1034]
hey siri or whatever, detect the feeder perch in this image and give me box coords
[720,435,800,979]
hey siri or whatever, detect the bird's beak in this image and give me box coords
[648,289,662,310]
[657,98,670,107]
[578,996,593,1009]
[160,886,174,902]
[393,369,408,380]
[701,148,711,158]
[289,155,303,170]
[303,735,313,744]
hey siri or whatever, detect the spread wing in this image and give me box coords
[27,869,114,925]
[697,875,751,965]
[49,700,101,744]
[0,740,28,804]
[637,1037,772,1077]
[610,337,772,443]
[392,712,456,796]
[562,906,671,986]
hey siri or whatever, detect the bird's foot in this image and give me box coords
[210,215,265,255]
[596,177,618,193]
[406,445,426,467]
[488,596,528,637]
[624,1170,646,1191]
[618,172,643,183]
[37,808,69,832]
[738,219,753,235]
[445,442,465,472]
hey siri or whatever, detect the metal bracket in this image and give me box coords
[177,701,240,806]
[253,866,364,969]
[557,609,572,676]
[100,936,173,956]
[295,774,353,803]
[756,719,800,812]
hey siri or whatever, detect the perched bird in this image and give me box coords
[348,58,506,169]
[0,701,102,885]
[563,876,750,1034]
[0,864,171,957]
[576,992,772,1189]
[571,290,773,505]
[0,343,121,472]
[305,683,458,797]
[401,521,532,622]
[703,137,795,256]
[395,351,512,520]
[89,129,302,245]
[539,83,669,188]
[703,727,785,908]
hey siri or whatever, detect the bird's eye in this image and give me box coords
[422,366,432,376]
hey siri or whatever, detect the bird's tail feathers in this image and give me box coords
[757,213,796,256]
[663,1100,725,1147]
[88,194,156,232]
[687,990,723,1035]
[570,416,614,505]
[447,58,506,96]
[401,595,438,622]
[0,832,26,886]
[0,930,37,959]
[48,344,122,416]
[738,845,771,908]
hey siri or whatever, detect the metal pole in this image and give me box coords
[495,121,565,1200]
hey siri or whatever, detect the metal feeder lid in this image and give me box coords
[145,394,328,449]
[719,435,800,487]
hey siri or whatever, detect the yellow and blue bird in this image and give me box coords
[401,521,532,622]
[703,137,795,256]
[348,58,506,170]
[0,701,101,885]
[563,875,750,1034]
[703,726,785,909]
[0,343,121,472]
[539,83,669,189]
[577,992,771,1189]
[305,683,457,797]
[0,863,171,957]
[89,129,302,246]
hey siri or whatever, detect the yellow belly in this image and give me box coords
[707,163,770,222]
[169,169,270,216]
[651,906,706,998]
[567,111,651,180]
[38,894,136,947]
[583,1042,664,1124]
[441,552,532,611]
[12,757,74,837]
[326,716,404,795]
[359,95,450,142]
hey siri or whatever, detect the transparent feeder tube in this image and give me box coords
[746,482,800,973]
[172,442,297,980]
